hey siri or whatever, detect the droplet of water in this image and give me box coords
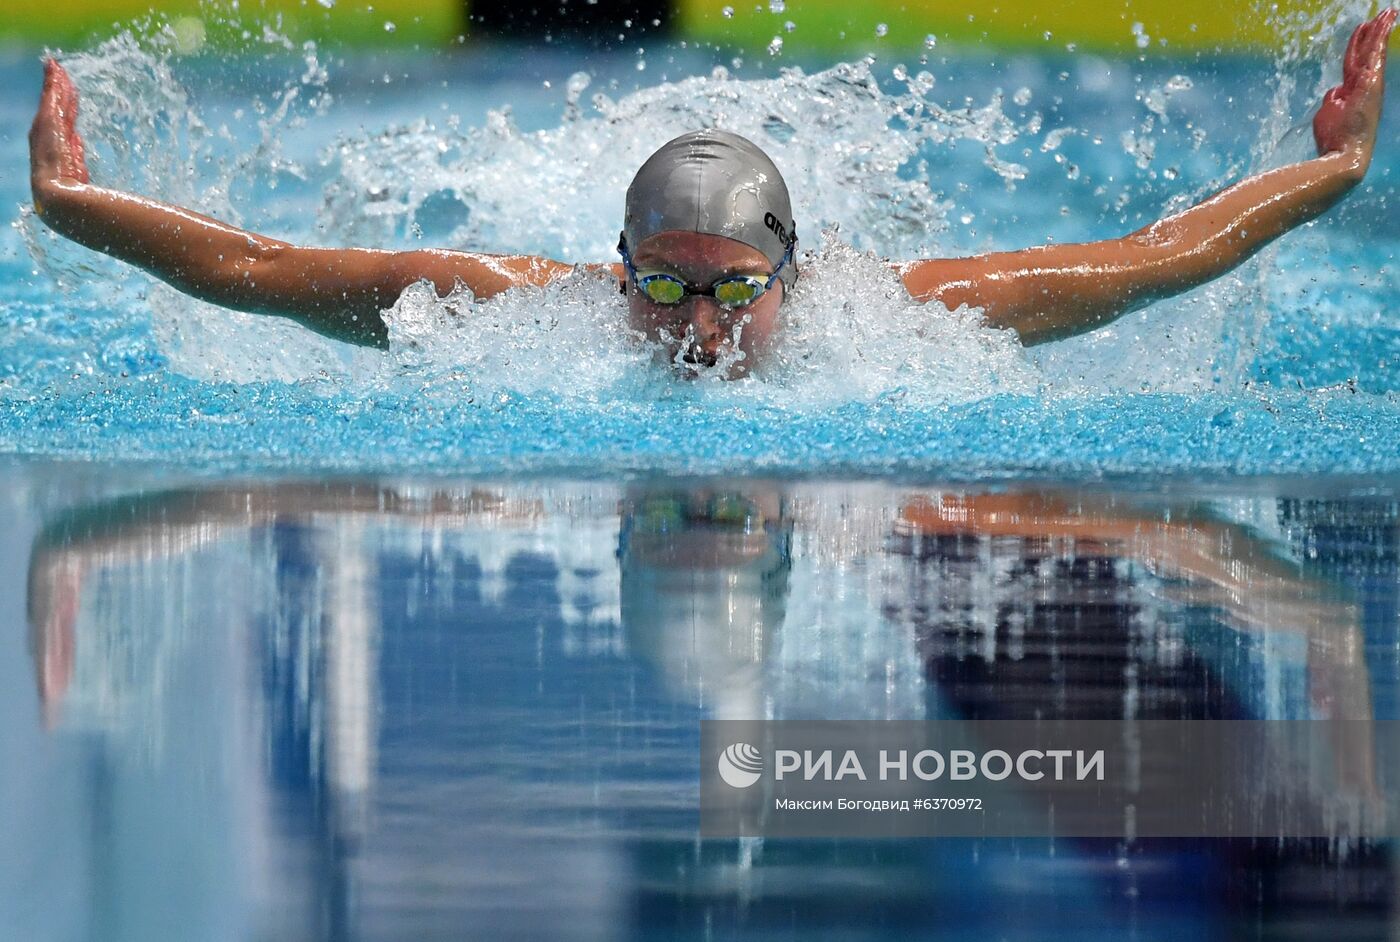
[383,20,396,32]
[768,0,785,12]
[762,112,796,141]
[722,5,734,17]
[316,0,334,8]
[1012,87,1032,106]
[875,22,888,37]
[566,71,591,93]
[923,33,936,48]
[767,36,783,54]
[171,16,206,53]
[784,20,796,31]
[1040,127,1074,152]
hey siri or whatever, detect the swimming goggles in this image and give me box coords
[629,493,768,535]
[617,233,796,309]
[617,493,794,575]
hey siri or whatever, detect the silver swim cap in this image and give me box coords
[623,129,797,269]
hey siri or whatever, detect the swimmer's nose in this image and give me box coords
[688,301,726,357]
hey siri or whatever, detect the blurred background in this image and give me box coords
[0,0,1346,52]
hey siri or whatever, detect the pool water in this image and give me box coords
[0,15,1397,477]
[3,462,1400,939]
[2,8,1400,938]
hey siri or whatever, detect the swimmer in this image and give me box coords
[27,11,1395,377]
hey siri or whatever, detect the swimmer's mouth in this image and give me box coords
[680,349,719,368]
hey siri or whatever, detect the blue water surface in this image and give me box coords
[0,27,1396,476]
[4,465,1400,941]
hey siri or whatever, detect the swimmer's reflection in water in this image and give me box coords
[26,11,1397,378]
[617,487,792,719]
[22,482,1400,932]
[27,482,1379,731]
[883,491,1380,807]
[24,481,1395,838]
[888,492,1375,720]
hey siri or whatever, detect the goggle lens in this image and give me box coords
[714,278,762,307]
[632,495,764,532]
[636,497,687,532]
[641,276,686,304]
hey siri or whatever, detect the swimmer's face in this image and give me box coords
[625,231,784,379]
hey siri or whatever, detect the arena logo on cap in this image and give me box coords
[763,211,791,246]
[718,742,764,788]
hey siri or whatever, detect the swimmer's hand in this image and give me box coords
[26,59,569,348]
[1313,8,1395,168]
[29,59,90,212]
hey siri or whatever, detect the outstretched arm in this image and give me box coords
[900,10,1395,345]
[896,491,1374,721]
[29,59,571,348]
[25,482,546,722]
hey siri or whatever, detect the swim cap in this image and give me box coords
[623,129,797,269]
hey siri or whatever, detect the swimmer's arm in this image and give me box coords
[29,484,540,565]
[897,492,1312,592]
[25,483,546,724]
[25,484,543,705]
[29,59,570,349]
[898,491,1374,722]
[900,10,1394,345]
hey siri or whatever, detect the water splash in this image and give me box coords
[6,5,1398,474]
[377,230,1035,407]
[315,56,1036,264]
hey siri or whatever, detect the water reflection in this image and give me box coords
[620,487,791,719]
[887,493,1375,779]
[12,474,1400,939]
